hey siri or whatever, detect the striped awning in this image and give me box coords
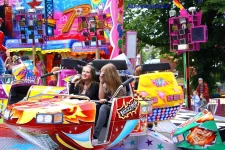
[41,40,76,54]
[6,39,42,52]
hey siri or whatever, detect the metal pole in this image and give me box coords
[183,52,188,108]
[95,36,100,59]
[32,45,36,65]
[32,31,36,65]
[183,52,191,109]
[186,52,191,110]
[95,48,100,59]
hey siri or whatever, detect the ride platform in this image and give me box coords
[0,121,43,150]
[0,109,225,150]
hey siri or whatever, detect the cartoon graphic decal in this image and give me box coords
[117,98,139,119]
[152,78,167,87]
[62,127,94,148]
[187,127,216,147]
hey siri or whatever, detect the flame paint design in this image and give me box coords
[8,99,96,124]
[187,127,216,147]
[62,102,96,123]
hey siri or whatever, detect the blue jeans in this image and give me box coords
[93,103,110,139]
[195,106,200,112]
[5,70,12,74]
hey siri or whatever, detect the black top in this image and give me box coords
[69,82,99,100]
[134,81,139,90]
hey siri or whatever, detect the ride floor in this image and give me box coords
[0,109,225,150]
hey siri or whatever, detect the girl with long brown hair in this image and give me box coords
[93,63,125,145]
[69,64,99,100]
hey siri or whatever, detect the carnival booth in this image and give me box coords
[5,39,42,57]
[3,0,124,85]
[41,39,77,84]
[41,39,75,71]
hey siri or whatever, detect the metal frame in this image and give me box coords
[26,93,90,101]
[10,79,36,84]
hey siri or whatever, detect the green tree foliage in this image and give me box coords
[124,0,225,94]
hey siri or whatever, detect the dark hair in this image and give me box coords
[134,65,142,76]
[35,54,40,61]
[77,65,97,95]
[53,53,62,60]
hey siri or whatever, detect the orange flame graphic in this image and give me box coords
[187,127,216,147]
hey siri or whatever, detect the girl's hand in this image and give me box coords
[71,74,81,83]
[99,71,105,84]
[99,99,107,104]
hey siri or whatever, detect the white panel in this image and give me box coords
[178,44,189,50]
[126,32,137,58]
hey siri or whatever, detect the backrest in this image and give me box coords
[92,60,127,71]
[61,58,87,70]
[141,63,171,72]
[8,83,34,105]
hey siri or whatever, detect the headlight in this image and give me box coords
[36,115,44,122]
[173,137,178,143]
[173,134,184,143]
[36,113,63,124]
[177,134,184,142]
[53,113,63,123]
[3,109,10,120]
[142,106,147,112]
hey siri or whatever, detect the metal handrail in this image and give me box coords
[10,79,36,85]
[26,93,90,101]
[0,74,15,84]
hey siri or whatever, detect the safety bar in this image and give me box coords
[26,93,90,101]
[41,70,61,79]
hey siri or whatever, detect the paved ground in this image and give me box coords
[171,109,225,128]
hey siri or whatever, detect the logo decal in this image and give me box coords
[117,98,139,119]
[152,78,167,87]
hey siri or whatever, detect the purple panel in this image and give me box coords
[191,25,207,43]
[58,69,77,86]
[173,94,180,101]
[167,95,174,102]
[152,97,158,104]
